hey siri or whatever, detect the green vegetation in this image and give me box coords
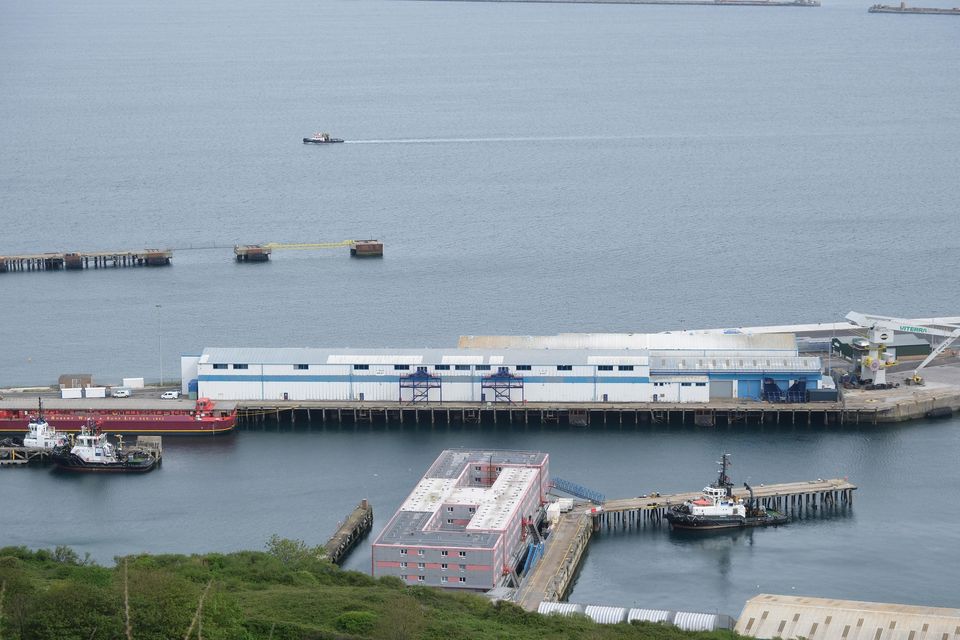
[0,541,741,640]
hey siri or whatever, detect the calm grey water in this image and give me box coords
[1,0,959,616]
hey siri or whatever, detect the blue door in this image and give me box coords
[738,379,762,399]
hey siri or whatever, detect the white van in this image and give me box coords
[160,390,180,400]
[112,388,132,398]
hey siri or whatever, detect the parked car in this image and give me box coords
[112,389,132,398]
[160,390,180,400]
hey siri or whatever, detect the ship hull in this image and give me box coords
[666,512,789,530]
[52,455,158,473]
[0,411,235,435]
[303,138,344,144]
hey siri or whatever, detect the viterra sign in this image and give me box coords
[899,325,929,334]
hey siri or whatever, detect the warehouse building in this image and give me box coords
[182,334,823,402]
[736,594,960,640]
[371,449,549,591]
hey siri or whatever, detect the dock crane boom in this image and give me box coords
[844,312,960,384]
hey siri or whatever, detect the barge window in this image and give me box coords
[233,364,248,369]
[455,365,471,371]
[394,365,409,370]
[557,365,573,371]
[458,551,466,558]
[441,550,448,557]
[441,563,448,569]
[459,577,466,583]
[597,365,613,371]
[353,364,369,370]
[618,365,634,371]
[213,364,227,370]
[441,576,448,583]
[417,576,424,582]
[294,364,309,370]
[400,549,407,555]
[434,365,450,370]
[516,365,531,371]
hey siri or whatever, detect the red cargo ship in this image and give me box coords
[0,398,235,435]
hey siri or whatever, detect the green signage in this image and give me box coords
[899,325,928,334]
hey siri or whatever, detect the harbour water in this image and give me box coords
[2,0,959,617]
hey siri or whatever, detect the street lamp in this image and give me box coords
[156,304,163,387]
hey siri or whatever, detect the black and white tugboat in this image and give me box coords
[23,399,67,449]
[665,454,789,531]
[302,131,344,144]
[51,420,158,473]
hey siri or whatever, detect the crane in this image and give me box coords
[844,312,960,386]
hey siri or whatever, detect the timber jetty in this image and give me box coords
[516,478,856,610]
[869,2,960,12]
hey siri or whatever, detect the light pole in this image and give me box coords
[156,304,163,387]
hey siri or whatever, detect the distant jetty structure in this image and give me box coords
[408,0,820,6]
[869,1,960,12]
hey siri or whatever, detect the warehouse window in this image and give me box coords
[435,364,450,370]
[681,382,692,387]
[696,382,707,387]
[233,364,248,370]
[455,365,471,371]
[516,365,531,371]
[294,364,308,370]
[475,365,490,371]
[213,364,227,370]
[557,365,573,371]
[416,366,427,373]
[353,364,369,370]
[394,364,409,370]
[618,365,634,371]
[498,367,509,374]
[597,365,613,371]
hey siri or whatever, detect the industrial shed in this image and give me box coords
[736,594,960,640]
[183,344,823,403]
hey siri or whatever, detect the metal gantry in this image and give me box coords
[481,370,524,404]
[399,370,442,404]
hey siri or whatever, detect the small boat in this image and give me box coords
[51,420,158,473]
[665,454,789,531]
[303,132,344,144]
[23,399,68,449]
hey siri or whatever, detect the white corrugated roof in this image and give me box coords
[538,602,585,615]
[585,605,628,624]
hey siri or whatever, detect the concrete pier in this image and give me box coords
[324,499,374,565]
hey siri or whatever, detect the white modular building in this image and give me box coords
[372,449,549,591]
[183,334,823,403]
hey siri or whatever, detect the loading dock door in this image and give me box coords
[709,380,733,399]
[737,380,761,400]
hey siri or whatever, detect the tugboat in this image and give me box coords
[23,399,67,449]
[303,132,344,144]
[665,454,789,531]
[51,420,158,473]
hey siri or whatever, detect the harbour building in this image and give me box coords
[371,449,549,590]
[181,333,824,402]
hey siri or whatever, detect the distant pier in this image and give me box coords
[0,249,172,273]
[869,2,960,12]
